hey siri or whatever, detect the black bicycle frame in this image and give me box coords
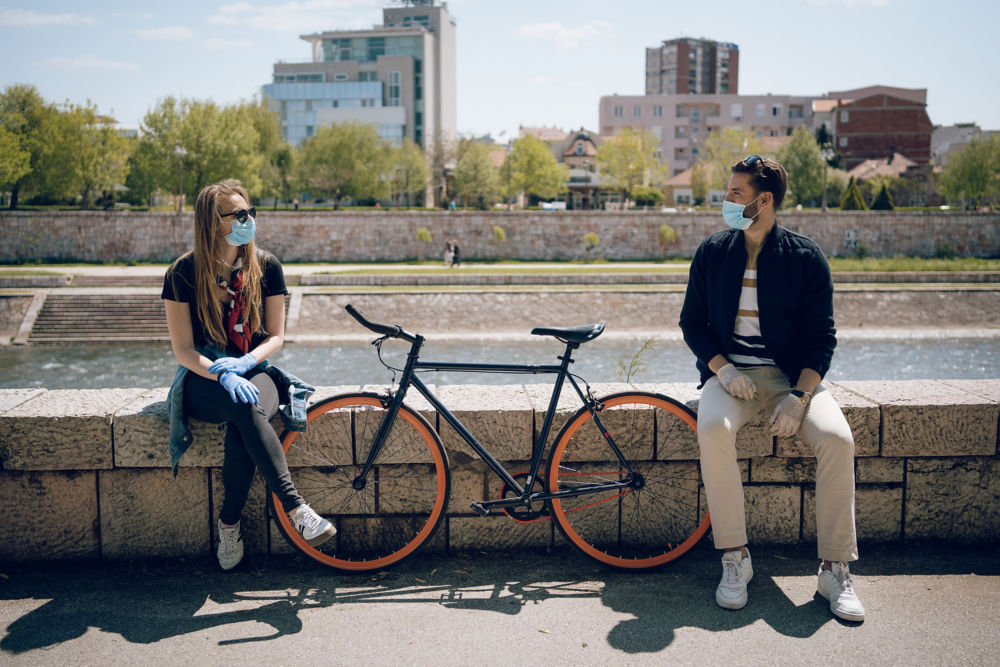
[356,332,639,513]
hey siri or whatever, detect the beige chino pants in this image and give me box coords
[697,365,859,562]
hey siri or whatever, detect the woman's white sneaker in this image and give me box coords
[291,504,336,547]
[817,561,866,622]
[217,519,244,570]
[716,549,753,610]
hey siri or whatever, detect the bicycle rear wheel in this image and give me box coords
[547,392,709,570]
[271,392,450,572]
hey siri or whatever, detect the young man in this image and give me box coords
[679,155,865,622]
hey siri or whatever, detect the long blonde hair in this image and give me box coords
[178,178,264,348]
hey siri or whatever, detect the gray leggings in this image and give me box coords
[183,369,303,524]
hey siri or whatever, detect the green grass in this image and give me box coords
[827,257,1000,272]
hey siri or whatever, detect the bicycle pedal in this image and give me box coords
[469,502,490,516]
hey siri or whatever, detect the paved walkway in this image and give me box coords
[1,543,997,664]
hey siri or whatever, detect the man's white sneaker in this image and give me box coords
[817,561,866,622]
[217,519,244,570]
[291,504,336,547]
[716,549,753,610]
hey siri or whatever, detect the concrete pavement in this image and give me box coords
[1,542,997,664]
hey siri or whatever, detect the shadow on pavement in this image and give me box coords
[1,542,996,654]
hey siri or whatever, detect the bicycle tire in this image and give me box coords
[547,391,710,570]
[270,392,450,572]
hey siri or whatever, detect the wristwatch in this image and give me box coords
[790,389,812,406]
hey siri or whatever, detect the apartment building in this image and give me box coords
[261,0,456,147]
[645,38,739,95]
[600,93,816,174]
[826,85,932,169]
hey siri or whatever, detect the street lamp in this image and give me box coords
[582,160,591,210]
[173,142,187,212]
[820,146,835,212]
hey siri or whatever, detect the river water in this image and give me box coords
[3,335,999,390]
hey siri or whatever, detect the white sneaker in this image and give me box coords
[818,561,866,622]
[217,519,244,570]
[716,549,753,610]
[291,504,336,547]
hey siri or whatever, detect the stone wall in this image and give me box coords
[0,380,997,563]
[1,209,997,263]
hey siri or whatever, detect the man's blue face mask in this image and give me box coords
[721,194,762,231]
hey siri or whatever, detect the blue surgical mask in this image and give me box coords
[224,216,256,246]
[722,195,761,231]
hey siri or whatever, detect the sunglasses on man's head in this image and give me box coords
[743,154,763,167]
[221,207,256,223]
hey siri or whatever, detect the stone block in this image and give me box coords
[777,382,880,457]
[449,465,488,514]
[433,384,534,461]
[210,469,268,555]
[803,486,902,543]
[448,515,552,551]
[905,457,1000,542]
[0,388,145,470]
[844,380,997,456]
[0,470,99,561]
[857,457,904,484]
[99,467,211,559]
[0,388,45,413]
[745,485,800,544]
[523,382,585,450]
[750,457,817,483]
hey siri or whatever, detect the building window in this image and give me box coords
[613,105,623,118]
[634,105,641,117]
[575,143,585,156]
[772,104,782,117]
[839,136,848,147]
[388,71,400,107]
[653,105,663,117]
[691,110,700,124]
[305,126,314,137]
[756,104,765,117]
[361,98,375,107]
[840,110,849,123]
[334,73,348,81]
[676,104,687,117]
[731,103,742,119]
[305,100,313,111]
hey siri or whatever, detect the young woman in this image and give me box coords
[162,178,335,570]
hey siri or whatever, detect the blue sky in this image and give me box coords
[2,0,998,140]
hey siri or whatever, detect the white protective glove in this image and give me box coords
[716,363,756,400]
[770,394,806,437]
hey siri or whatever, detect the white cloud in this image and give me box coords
[207,0,374,33]
[0,8,96,26]
[516,21,612,50]
[43,55,138,71]
[135,26,197,41]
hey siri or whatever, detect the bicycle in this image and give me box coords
[270,304,710,572]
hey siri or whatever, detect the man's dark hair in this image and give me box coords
[731,155,788,209]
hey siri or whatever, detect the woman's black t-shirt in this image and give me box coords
[161,250,288,355]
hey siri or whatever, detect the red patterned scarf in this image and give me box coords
[218,255,251,354]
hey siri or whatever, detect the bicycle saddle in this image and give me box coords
[530,322,606,344]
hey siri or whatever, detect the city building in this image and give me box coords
[645,37,739,95]
[600,92,815,175]
[519,126,568,143]
[549,128,604,210]
[261,0,456,147]
[825,85,932,169]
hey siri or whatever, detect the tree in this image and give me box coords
[0,126,30,193]
[392,138,429,208]
[938,136,1000,208]
[179,99,263,197]
[298,121,391,208]
[245,99,295,207]
[690,126,766,204]
[840,176,867,210]
[505,135,568,203]
[596,127,667,204]
[870,183,894,210]
[427,130,457,207]
[632,185,664,207]
[0,84,59,209]
[776,125,825,206]
[123,137,160,207]
[453,140,500,209]
[57,101,132,209]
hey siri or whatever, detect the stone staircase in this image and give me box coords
[28,294,168,343]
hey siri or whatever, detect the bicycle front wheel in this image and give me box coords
[547,392,709,570]
[271,392,450,572]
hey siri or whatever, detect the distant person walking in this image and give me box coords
[679,155,865,622]
[450,240,461,266]
[161,178,336,571]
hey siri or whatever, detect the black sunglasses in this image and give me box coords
[221,207,256,223]
[743,154,763,167]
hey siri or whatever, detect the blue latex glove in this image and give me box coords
[209,353,258,377]
[219,372,260,404]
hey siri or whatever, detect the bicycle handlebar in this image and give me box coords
[345,304,418,343]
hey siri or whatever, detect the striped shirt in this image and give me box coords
[729,269,775,367]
